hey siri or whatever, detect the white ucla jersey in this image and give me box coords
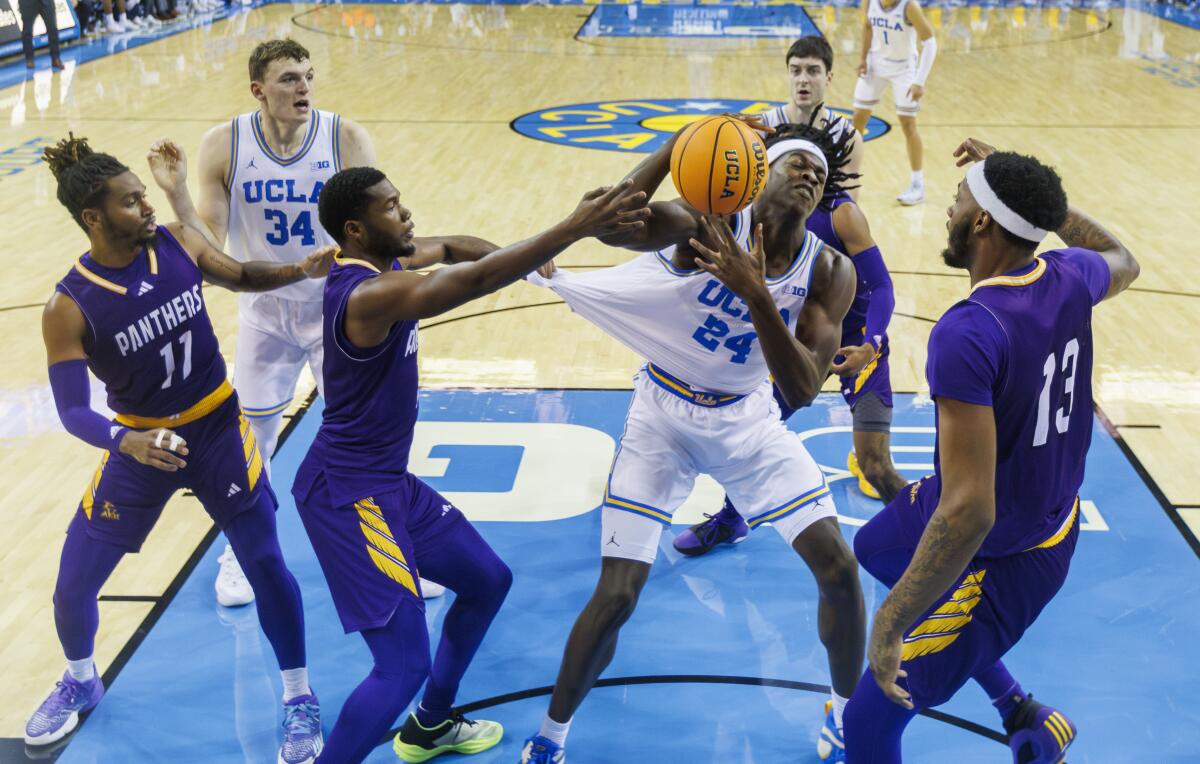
[761,106,853,143]
[225,109,343,302]
[530,207,823,396]
[867,0,918,62]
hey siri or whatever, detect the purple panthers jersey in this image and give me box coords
[54,226,227,418]
[294,256,419,507]
[926,248,1110,557]
[806,195,871,345]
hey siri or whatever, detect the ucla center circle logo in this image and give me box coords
[511,99,890,154]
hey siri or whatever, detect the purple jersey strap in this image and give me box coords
[49,360,127,452]
[852,245,894,348]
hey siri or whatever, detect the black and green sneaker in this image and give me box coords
[393,712,503,763]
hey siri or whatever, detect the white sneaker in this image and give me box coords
[420,578,446,599]
[103,15,122,32]
[118,16,136,31]
[897,182,925,206]
[216,544,255,607]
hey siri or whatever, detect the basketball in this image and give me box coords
[670,116,769,216]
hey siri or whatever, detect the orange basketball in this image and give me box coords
[669,116,769,216]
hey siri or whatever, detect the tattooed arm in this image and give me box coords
[166,222,336,293]
[868,397,996,708]
[1056,208,1140,301]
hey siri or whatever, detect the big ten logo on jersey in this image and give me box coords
[240,178,324,247]
[407,422,615,522]
[691,279,791,365]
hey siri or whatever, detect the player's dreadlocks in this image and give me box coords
[43,133,130,231]
[763,104,860,211]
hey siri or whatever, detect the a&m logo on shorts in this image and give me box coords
[511,99,890,154]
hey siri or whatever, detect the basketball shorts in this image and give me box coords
[601,366,837,564]
[75,394,273,552]
[293,469,465,633]
[853,56,921,117]
[854,475,1081,708]
[837,333,894,433]
[234,292,324,422]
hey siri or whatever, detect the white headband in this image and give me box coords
[766,139,828,176]
[965,161,1048,243]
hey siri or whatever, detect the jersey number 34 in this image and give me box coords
[263,209,316,246]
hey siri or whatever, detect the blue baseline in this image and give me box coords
[579,4,819,38]
[56,390,1200,763]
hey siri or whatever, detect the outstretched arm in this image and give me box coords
[399,236,500,271]
[342,182,648,347]
[165,222,335,293]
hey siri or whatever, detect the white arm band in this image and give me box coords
[914,35,937,86]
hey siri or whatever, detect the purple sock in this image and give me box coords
[318,600,430,763]
[974,660,1025,724]
[54,513,127,661]
[224,491,307,670]
[414,516,512,727]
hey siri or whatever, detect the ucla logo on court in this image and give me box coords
[511,99,890,154]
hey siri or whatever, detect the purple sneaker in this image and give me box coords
[24,672,104,746]
[1005,695,1076,764]
[279,693,323,764]
[672,503,749,557]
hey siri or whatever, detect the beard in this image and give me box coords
[941,217,972,269]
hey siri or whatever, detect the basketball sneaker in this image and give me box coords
[278,693,323,764]
[1005,695,1076,764]
[896,181,925,206]
[519,735,565,763]
[216,543,255,607]
[420,578,446,599]
[846,451,881,500]
[393,712,503,762]
[816,700,846,762]
[24,672,104,746]
[672,503,748,557]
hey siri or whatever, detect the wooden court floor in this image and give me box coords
[0,0,1198,742]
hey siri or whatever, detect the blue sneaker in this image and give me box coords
[24,671,104,746]
[1005,695,1076,764]
[672,503,748,557]
[816,700,846,762]
[519,734,565,763]
[278,693,323,764]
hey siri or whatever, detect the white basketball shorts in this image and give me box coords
[234,292,324,421]
[600,367,836,564]
[853,56,921,117]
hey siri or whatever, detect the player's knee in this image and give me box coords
[592,583,641,628]
[813,545,861,600]
[479,557,514,606]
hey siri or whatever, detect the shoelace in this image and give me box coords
[697,512,736,545]
[283,702,319,736]
[35,680,85,720]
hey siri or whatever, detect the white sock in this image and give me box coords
[106,11,116,21]
[66,657,96,683]
[831,691,849,730]
[538,714,572,747]
[281,668,310,702]
[911,170,924,187]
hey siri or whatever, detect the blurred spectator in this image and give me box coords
[20,0,64,69]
